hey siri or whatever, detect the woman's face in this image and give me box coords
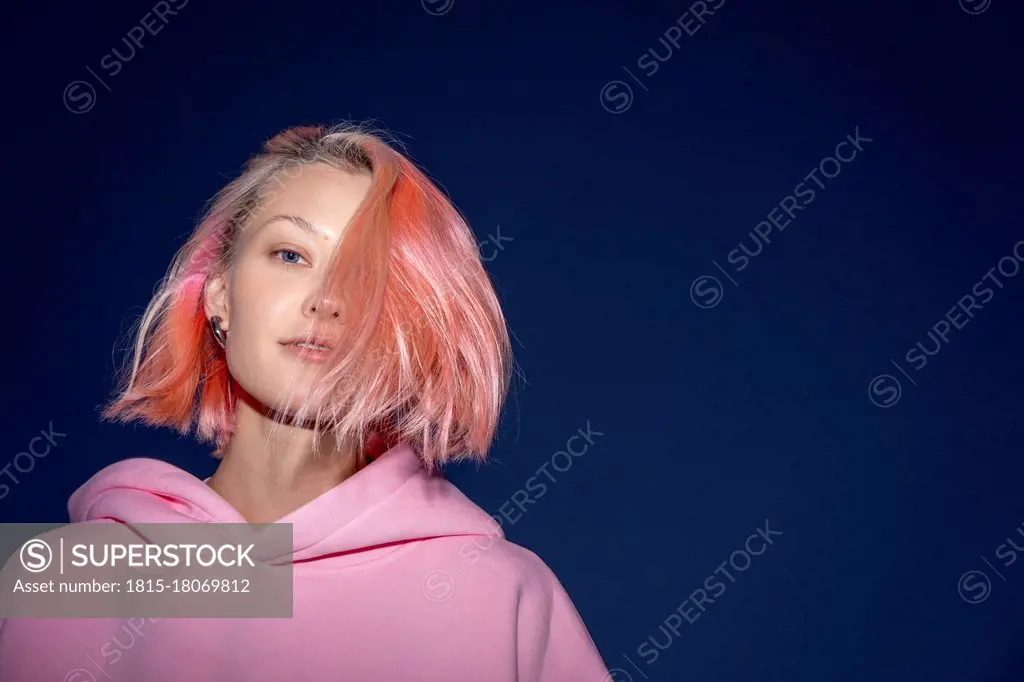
[204,162,373,415]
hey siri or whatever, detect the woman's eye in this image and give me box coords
[273,249,308,266]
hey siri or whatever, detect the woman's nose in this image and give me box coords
[304,290,341,318]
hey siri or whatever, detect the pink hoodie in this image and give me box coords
[0,442,610,682]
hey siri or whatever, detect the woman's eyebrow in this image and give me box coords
[258,213,321,236]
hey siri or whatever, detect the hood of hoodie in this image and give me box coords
[67,442,503,565]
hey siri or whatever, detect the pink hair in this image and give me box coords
[102,124,514,472]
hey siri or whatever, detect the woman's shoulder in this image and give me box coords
[428,530,566,595]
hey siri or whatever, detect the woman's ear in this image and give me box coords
[203,271,229,329]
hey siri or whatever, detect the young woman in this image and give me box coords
[0,125,610,681]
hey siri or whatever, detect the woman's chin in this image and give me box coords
[233,383,325,423]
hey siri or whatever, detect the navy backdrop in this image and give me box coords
[3,0,1023,679]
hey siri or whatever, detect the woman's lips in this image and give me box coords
[281,342,332,363]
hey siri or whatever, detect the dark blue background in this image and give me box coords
[3,0,1022,679]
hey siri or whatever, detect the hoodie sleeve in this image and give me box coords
[515,549,611,682]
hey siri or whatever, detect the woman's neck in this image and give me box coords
[206,399,362,523]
